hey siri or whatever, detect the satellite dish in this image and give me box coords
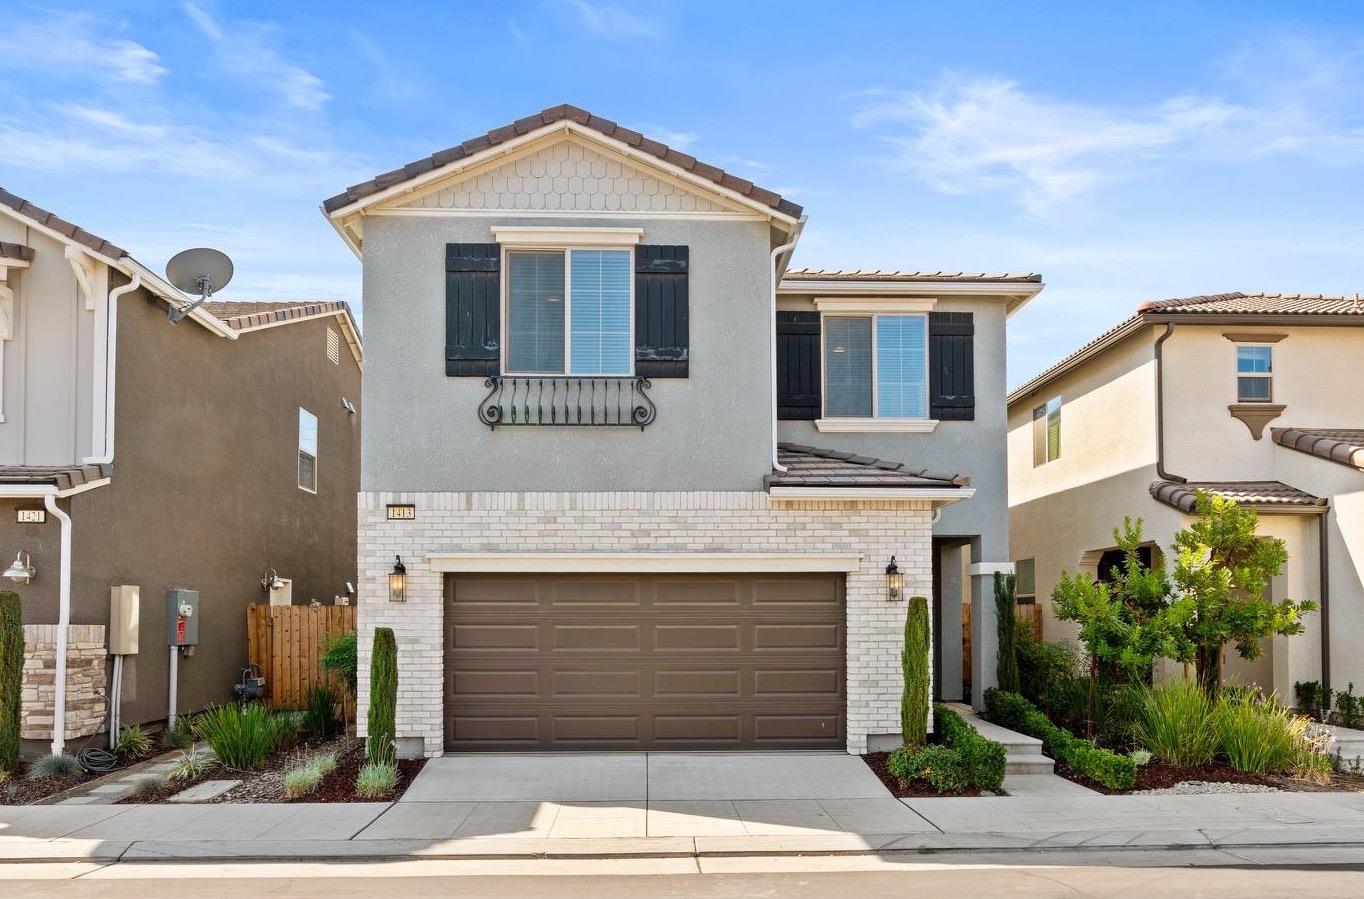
[164,247,233,323]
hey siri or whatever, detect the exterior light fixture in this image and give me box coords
[2,552,35,584]
[260,569,284,591]
[885,556,903,602]
[389,555,407,603]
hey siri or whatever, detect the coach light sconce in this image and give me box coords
[389,556,407,603]
[260,568,284,592]
[886,556,903,602]
[2,551,34,585]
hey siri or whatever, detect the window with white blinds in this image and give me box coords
[822,313,928,418]
[1032,397,1061,466]
[505,248,632,375]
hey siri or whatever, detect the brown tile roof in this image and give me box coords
[785,269,1042,284]
[0,241,34,262]
[767,443,970,490]
[0,464,110,491]
[1272,427,1364,471]
[322,104,803,219]
[0,187,127,258]
[203,300,354,331]
[1149,480,1327,514]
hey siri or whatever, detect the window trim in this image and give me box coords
[817,310,931,424]
[499,244,636,378]
[1235,344,1274,404]
[1014,557,1036,604]
[297,407,318,494]
[1032,396,1061,467]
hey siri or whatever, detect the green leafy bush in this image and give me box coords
[274,711,303,751]
[1133,679,1218,767]
[0,592,20,773]
[356,760,398,798]
[901,596,929,748]
[26,752,80,780]
[192,703,280,770]
[163,714,196,750]
[115,724,152,758]
[984,688,1137,790]
[321,632,358,699]
[1015,630,1088,731]
[283,752,338,798]
[368,628,398,765]
[302,682,341,739]
[1216,690,1304,774]
[1294,680,1326,718]
[934,705,1006,792]
[888,744,968,793]
[1334,683,1363,729]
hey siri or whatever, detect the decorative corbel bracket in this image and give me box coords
[64,245,99,311]
[1228,403,1286,440]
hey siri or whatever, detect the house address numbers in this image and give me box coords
[17,510,45,524]
[386,504,416,521]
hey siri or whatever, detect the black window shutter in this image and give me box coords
[445,243,500,377]
[929,311,974,420]
[634,246,688,378]
[777,311,821,420]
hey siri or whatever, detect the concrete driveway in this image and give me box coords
[378,752,925,839]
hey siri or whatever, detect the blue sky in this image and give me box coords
[2,0,1362,386]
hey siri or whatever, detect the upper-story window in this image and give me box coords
[504,248,632,376]
[298,407,318,493]
[1014,558,1036,604]
[822,313,928,419]
[1032,397,1061,466]
[1236,345,1273,402]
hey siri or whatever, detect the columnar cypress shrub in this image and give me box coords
[367,628,398,765]
[901,595,930,748]
[994,572,1020,693]
[0,591,20,771]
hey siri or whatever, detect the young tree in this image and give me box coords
[994,572,1020,693]
[1169,491,1315,695]
[901,596,930,748]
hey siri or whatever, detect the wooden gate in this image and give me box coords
[246,604,356,711]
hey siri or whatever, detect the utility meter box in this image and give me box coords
[167,588,199,647]
[109,585,140,655]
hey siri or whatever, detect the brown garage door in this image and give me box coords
[444,573,845,750]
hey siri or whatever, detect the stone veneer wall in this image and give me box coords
[21,624,107,742]
[357,491,934,757]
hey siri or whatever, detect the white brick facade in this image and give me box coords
[357,490,934,757]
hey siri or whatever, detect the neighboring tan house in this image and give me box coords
[0,189,362,754]
[1008,292,1364,700]
[324,104,1042,758]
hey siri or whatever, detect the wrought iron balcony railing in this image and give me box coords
[478,376,656,429]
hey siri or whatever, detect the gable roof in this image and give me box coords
[1009,291,1364,405]
[321,103,803,220]
[1272,427,1364,471]
[785,269,1041,284]
[203,300,362,363]
[1149,480,1327,514]
[0,188,127,258]
[767,443,970,490]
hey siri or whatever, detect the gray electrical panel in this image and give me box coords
[167,588,199,647]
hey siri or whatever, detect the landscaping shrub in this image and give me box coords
[321,632,358,699]
[888,745,968,793]
[1133,679,1218,768]
[170,748,214,782]
[1294,680,1327,718]
[1015,630,1088,731]
[115,724,152,758]
[192,703,280,770]
[274,711,303,751]
[901,596,929,748]
[26,753,80,780]
[994,573,1019,693]
[0,591,20,773]
[302,682,341,739]
[163,714,196,750]
[368,628,398,765]
[1216,690,1303,774]
[283,752,338,798]
[984,688,1136,790]
[1334,683,1363,729]
[934,705,1006,792]
[131,774,165,797]
[356,760,398,798]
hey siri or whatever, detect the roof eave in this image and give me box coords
[1007,314,1152,406]
[767,486,976,506]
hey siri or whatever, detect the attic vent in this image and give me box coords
[326,327,340,364]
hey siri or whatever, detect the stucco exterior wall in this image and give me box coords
[360,214,774,493]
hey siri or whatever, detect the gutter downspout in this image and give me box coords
[1319,511,1332,699]
[769,217,806,473]
[44,494,72,756]
[1153,321,1186,484]
[83,272,141,465]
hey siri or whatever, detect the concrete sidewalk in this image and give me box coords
[3,789,1364,863]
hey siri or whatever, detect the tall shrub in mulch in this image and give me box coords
[0,591,20,771]
[994,572,1019,694]
[367,628,398,766]
[901,595,929,748]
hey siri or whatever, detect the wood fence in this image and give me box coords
[246,604,356,712]
[1016,601,1044,641]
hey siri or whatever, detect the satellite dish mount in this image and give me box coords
[164,248,233,324]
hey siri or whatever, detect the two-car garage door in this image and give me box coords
[444,573,845,751]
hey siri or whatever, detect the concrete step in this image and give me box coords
[1005,754,1055,775]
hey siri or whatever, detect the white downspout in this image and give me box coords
[83,272,141,465]
[44,494,72,756]
[769,217,806,473]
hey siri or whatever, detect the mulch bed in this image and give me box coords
[861,752,986,798]
[1,746,160,805]
[1058,759,1276,795]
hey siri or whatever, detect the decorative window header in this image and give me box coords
[813,296,936,313]
[490,226,643,247]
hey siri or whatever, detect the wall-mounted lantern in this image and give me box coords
[389,555,407,603]
[2,552,34,584]
[885,556,903,602]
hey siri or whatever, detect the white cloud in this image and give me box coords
[182,3,329,110]
[854,77,1238,214]
[0,12,166,85]
[633,124,700,152]
[562,0,658,38]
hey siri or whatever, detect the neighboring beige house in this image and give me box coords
[1008,292,1363,700]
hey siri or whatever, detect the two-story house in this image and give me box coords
[326,105,1041,758]
[1008,292,1363,700]
[0,189,362,755]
